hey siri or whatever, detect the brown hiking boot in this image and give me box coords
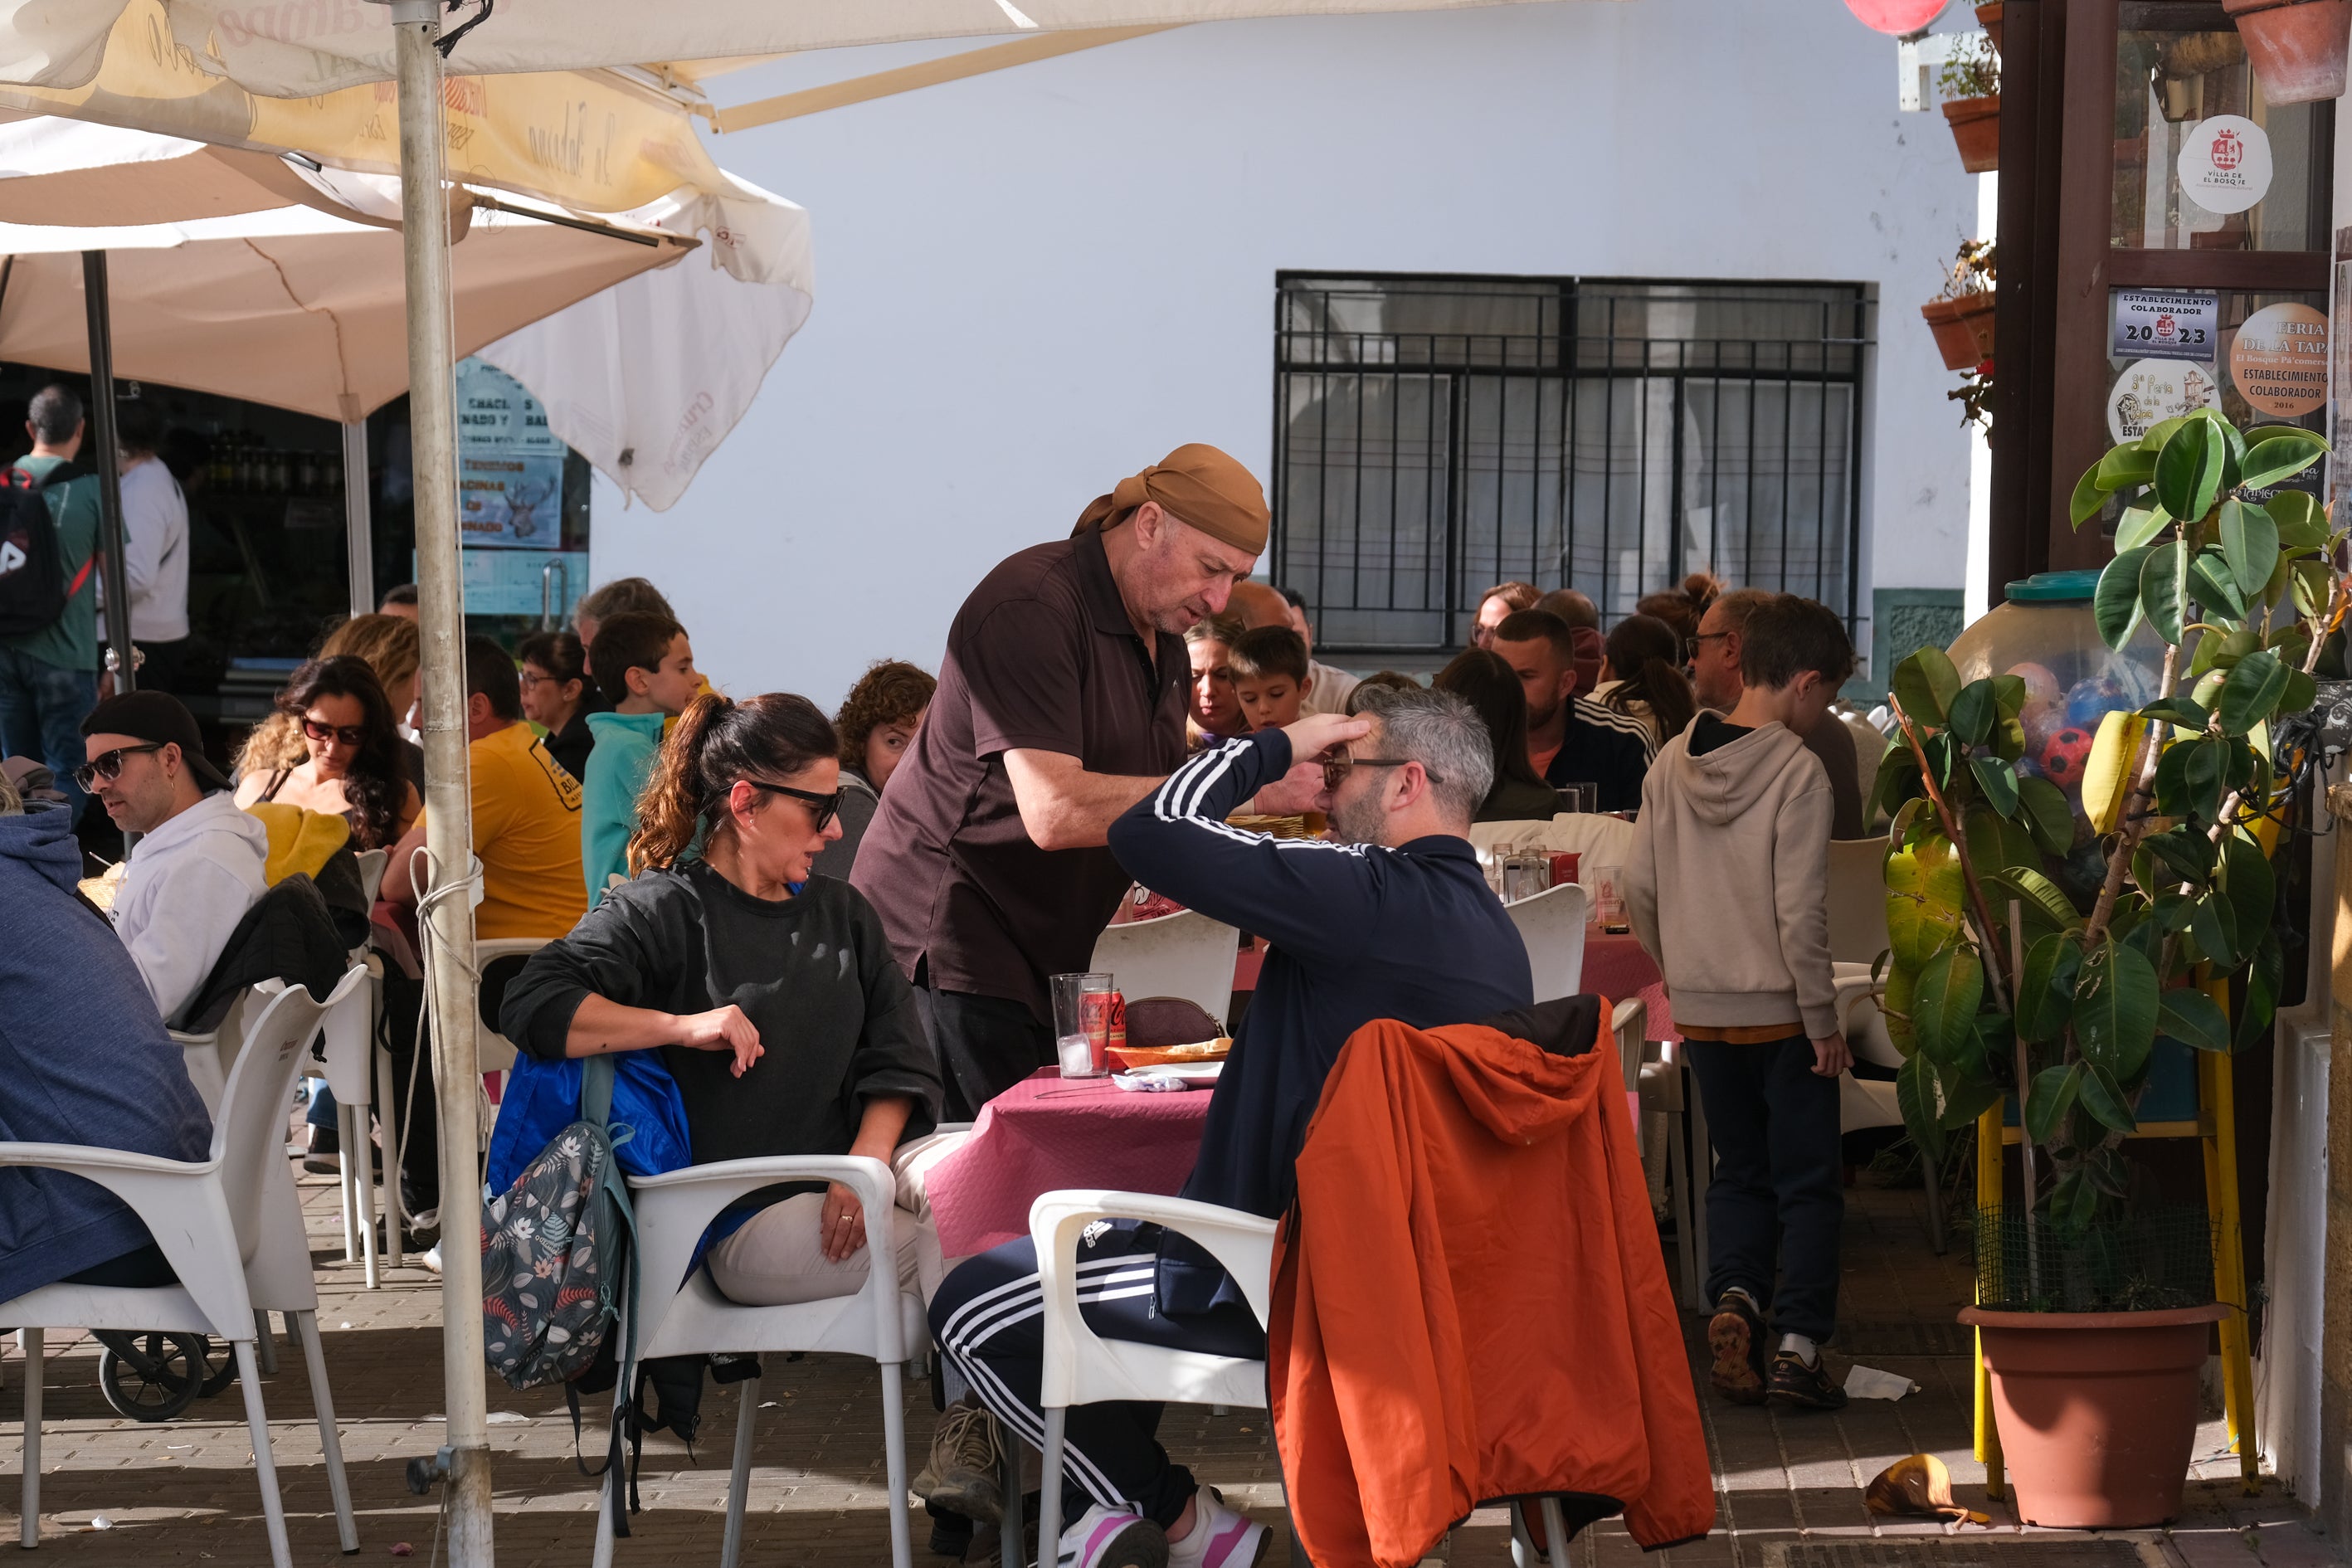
[1707,1291,1767,1405]
[1767,1349,1848,1411]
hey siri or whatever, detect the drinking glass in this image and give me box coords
[1050,971,1114,1078]
[1556,783,1597,815]
[1590,864,1627,932]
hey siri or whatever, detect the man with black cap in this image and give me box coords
[80,690,266,1023]
[855,442,1315,1121]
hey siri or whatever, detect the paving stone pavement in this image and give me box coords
[0,1143,2325,1566]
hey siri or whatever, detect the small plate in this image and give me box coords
[1112,1063,1224,1091]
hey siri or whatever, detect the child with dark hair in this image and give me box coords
[1625,592,1856,1414]
[582,611,698,899]
[816,659,937,879]
[1227,625,1312,733]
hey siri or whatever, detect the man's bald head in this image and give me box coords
[1535,588,1599,631]
[1228,580,1293,631]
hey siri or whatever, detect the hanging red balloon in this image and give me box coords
[1843,0,1950,34]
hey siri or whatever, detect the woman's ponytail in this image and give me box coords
[629,691,733,873]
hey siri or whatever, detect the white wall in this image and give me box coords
[590,0,1979,707]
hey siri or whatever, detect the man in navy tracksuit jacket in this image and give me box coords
[928,689,1531,1568]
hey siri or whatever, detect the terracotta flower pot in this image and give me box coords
[2223,0,2352,105]
[1977,0,2004,51]
[1960,1303,2226,1527]
[1921,294,1995,372]
[1942,95,2000,172]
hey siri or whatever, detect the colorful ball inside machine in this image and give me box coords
[2038,727,2092,792]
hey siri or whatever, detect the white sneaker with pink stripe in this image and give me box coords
[1056,1503,1168,1568]
[1166,1488,1269,1568]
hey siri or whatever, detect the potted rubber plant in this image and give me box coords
[1873,407,2336,1527]
[1939,30,2000,172]
[1921,238,1996,375]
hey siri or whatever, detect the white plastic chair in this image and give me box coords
[0,973,363,1567]
[353,846,388,907]
[318,952,388,1286]
[592,1155,923,1568]
[1504,882,1589,1004]
[1088,909,1240,1025]
[1841,710,1890,826]
[472,937,550,1079]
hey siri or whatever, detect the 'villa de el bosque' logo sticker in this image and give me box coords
[2178,114,2272,217]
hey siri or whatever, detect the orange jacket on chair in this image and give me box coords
[1269,1003,1713,1568]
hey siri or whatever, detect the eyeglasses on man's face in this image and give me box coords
[745,779,842,833]
[1319,752,1439,791]
[75,743,163,791]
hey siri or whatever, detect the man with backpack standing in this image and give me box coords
[0,387,105,827]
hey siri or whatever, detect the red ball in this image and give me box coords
[2039,727,2092,789]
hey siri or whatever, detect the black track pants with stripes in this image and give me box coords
[928,1219,1268,1531]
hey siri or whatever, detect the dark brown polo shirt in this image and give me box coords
[851,527,1187,1020]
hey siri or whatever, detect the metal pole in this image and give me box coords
[343,421,375,618]
[388,4,494,1560]
[79,252,134,695]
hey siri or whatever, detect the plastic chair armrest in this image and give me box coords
[1609,996,1646,1090]
[1030,1190,1277,1327]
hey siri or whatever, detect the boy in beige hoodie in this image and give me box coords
[1626,594,1855,1412]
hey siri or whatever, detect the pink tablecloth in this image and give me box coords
[1583,933,1678,1041]
[925,1069,1215,1258]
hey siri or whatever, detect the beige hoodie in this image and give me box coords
[1625,717,1838,1040]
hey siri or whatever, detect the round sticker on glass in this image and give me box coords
[2107,358,2218,445]
[2178,115,2272,216]
[2229,302,2330,417]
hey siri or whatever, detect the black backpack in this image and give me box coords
[0,462,90,639]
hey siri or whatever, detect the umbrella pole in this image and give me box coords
[79,252,134,696]
[389,4,494,1561]
[343,421,374,619]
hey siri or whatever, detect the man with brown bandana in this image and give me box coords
[854,444,1304,1122]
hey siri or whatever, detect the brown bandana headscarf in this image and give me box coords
[1073,443,1269,555]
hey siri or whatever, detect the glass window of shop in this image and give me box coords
[0,359,591,749]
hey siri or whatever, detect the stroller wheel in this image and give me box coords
[95,1332,207,1421]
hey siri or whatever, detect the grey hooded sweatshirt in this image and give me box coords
[1625,715,1839,1040]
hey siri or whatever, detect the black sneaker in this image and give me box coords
[301,1124,340,1177]
[1706,1292,1767,1405]
[1766,1349,1848,1410]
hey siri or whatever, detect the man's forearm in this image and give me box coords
[1003,750,1165,850]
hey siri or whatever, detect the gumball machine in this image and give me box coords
[1944,570,2169,892]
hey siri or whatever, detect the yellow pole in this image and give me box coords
[2196,1036,2260,1493]
[1975,1102,2004,1497]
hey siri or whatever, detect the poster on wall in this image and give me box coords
[2111,290,2218,363]
[456,357,566,549]
[2107,358,2218,444]
[2229,302,2330,418]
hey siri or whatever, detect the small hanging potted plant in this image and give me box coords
[2223,0,2352,106]
[1921,238,1996,374]
[1939,30,2000,172]
[1875,407,2337,1527]
[1976,0,2004,51]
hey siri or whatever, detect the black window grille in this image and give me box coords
[1271,273,1873,654]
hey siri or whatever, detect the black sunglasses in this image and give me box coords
[1321,752,1440,791]
[302,717,368,747]
[746,780,842,831]
[74,743,163,791]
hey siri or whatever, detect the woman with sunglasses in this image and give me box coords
[499,691,943,1307]
[232,655,419,850]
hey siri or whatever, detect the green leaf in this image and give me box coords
[1885,837,1967,970]
[2068,465,2110,528]
[2237,426,2329,491]
[2221,830,2276,939]
[2024,1064,2082,1145]
[2114,504,2172,552]
[2142,825,2217,884]
[2158,986,2232,1053]
[2014,931,2081,1043]
[2295,558,2335,617]
[1940,1054,2006,1129]
[2094,443,2160,495]
[2096,546,2154,650]
[1912,946,1986,1067]
[2141,540,2186,645]
[1897,1054,1949,1163]
[2282,668,2318,718]
[2138,695,2210,729]
[2267,487,2327,549]
[2189,550,2249,622]
[2136,415,2192,453]
[2190,623,2258,680]
[1969,753,2019,816]
[2077,1059,2137,1134]
[2217,649,2291,737]
[1892,646,1961,728]
[2076,937,2160,1081]
[2237,935,2286,1052]
[1948,679,1999,747]
[2190,889,2242,967]
[2017,776,2074,855]
[1869,744,1922,821]
[1987,864,2087,933]
[2218,498,2281,602]
[2153,416,2228,523]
